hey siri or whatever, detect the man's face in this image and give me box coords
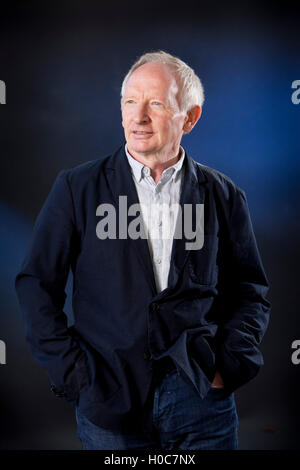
[121,62,187,160]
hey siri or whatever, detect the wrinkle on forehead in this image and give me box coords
[125,62,181,109]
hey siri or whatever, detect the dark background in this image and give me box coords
[0,0,299,449]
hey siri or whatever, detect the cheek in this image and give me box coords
[171,118,185,137]
[159,119,174,136]
[121,115,130,131]
[165,121,181,138]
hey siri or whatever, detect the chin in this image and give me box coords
[129,143,155,155]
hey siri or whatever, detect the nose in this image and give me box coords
[133,103,150,124]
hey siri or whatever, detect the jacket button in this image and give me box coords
[144,352,151,360]
[50,384,66,398]
[151,303,159,311]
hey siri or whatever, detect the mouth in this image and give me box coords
[132,130,154,140]
[132,131,153,135]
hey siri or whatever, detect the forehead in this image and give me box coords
[124,62,179,96]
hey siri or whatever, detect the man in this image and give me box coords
[15,51,271,450]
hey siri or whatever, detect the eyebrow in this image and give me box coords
[124,95,166,103]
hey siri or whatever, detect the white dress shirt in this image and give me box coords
[125,144,186,293]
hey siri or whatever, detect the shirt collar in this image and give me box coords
[125,144,185,183]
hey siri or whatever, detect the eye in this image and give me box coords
[125,99,135,104]
[152,101,162,106]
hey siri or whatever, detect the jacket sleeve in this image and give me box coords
[215,185,271,393]
[15,170,85,404]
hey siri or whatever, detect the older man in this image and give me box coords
[15,51,270,450]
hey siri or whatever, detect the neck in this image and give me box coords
[127,145,182,176]
[127,147,182,183]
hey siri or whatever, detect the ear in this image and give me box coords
[183,105,202,134]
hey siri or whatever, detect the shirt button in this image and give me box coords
[155,259,162,264]
[50,385,66,398]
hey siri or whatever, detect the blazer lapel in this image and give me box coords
[105,145,158,295]
[166,153,207,291]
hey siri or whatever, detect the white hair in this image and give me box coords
[121,50,205,113]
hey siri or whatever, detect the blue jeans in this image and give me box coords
[75,366,238,450]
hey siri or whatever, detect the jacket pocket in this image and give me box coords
[75,338,122,404]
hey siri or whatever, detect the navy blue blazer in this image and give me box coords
[15,144,270,432]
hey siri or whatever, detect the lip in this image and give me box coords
[132,131,154,139]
